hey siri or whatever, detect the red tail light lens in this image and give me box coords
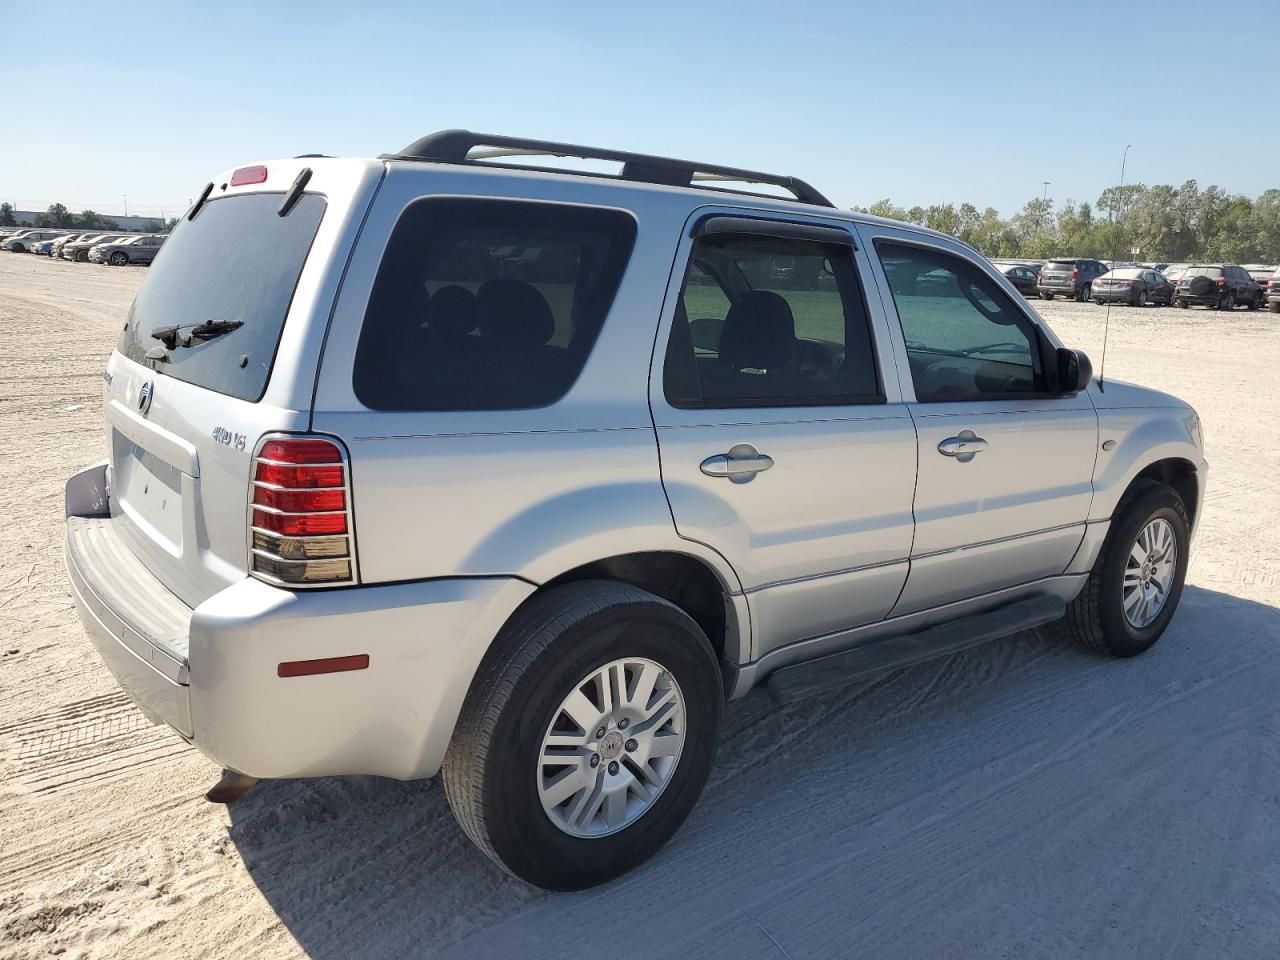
[1073,269,1080,280]
[230,164,268,186]
[250,436,356,586]
[1218,276,1227,285]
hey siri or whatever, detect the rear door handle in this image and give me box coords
[937,430,988,462]
[700,443,774,483]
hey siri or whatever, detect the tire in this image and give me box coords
[1041,292,1054,301]
[1177,298,1189,309]
[109,251,128,266]
[1246,293,1259,311]
[1270,301,1279,314]
[11,243,24,253]
[442,580,723,890]
[75,250,89,262]
[1138,289,1150,307]
[1219,292,1235,311]
[1057,480,1190,658]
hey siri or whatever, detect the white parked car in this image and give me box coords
[65,131,1206,890]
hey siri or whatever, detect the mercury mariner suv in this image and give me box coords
[65,130,1206,891]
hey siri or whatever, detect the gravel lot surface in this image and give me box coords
[1,251,1278,959]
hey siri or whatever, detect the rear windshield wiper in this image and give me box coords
[150,319,244,349]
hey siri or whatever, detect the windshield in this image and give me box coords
[116,192,326,402]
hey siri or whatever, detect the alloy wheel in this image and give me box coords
[1123,518,1177,629]
[537,657,686,839]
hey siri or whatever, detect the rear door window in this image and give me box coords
[353,198,636,411]
[663,230,881,407]
[116,193,326,402]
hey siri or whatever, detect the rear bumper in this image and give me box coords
[1037,284,1078,296]
[65,463,535,781]
[1176,292,1221,305]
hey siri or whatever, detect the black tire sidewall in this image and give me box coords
[1096,488,1190,657]
[482,601,722,890]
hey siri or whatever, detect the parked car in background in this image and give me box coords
[1243,264,1275,295]
[1269,267,1280,313]
[1174,264,1263,310]
[62,235,126,262]
[30,238,63,256]
[3,229,66,252]
[63,130,1205,891]
[50,233,92,259]
[89,234,167,266]
[1037,257,1107,301]
[1161,264,1189,284]
[992,261,1039,296]
[1092,267,1175,306]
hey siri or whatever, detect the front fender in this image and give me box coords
[1091,404,1206,529]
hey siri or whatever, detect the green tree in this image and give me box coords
[0,202,15,227]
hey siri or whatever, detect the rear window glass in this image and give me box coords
[1184,266,1224,279]
[116,193,325,402]
[353,198,636,411]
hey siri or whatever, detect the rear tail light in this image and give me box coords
[1073,269,1080,280]
[249,435,357,586]
[1218,276,1227,285]
[1120,280,1133,287]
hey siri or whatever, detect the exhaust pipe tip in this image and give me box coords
[205,769,259,804]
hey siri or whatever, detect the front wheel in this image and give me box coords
[109,251,128,266]
[443,580,723,890]
[1056,480,1190,657]
[1219,293,1235,311]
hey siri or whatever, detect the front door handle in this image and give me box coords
[937,430,988,462]
[700,443,774,484]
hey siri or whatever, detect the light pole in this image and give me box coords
[1042,181,1050,203]
[123,195,128,218]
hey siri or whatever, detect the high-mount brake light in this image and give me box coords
[249,436,357,586]
[230,165,269,186]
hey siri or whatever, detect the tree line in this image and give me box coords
[0,202,178,234]
[855,181,1280,264]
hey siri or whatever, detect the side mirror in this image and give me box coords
[1056,347,1093,394]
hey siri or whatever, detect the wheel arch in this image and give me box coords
[537,550,748,685]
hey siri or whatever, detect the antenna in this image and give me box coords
[1098,144,1130,393]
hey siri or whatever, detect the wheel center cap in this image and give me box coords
[598,731,624,761]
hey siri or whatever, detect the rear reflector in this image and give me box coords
[278,654,369,678]
[249,435,356,586]
[230,165,268,186]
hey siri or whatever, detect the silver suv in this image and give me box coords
[65,131,1206,891]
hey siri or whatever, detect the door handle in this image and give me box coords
[937,430,988,462]
[700,443,774,483]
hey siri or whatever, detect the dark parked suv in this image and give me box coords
[1174,264,1263,310]
[1037,257,1107,301]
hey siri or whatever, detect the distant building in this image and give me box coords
[11,210,165,232]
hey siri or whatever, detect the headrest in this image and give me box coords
[476,279,556,349]
[719,290,796,373]
[426,285,479,337]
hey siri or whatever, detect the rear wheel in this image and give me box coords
[443,580,723,890]
[1056,481,1189,658]
[1041,292,1055,301]
[1177,298,1189,309]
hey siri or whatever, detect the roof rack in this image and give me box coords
[380,129,834,208]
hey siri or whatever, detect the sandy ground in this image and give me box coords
[1,250,1278,959]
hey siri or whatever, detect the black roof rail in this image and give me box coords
[379,129,834,208]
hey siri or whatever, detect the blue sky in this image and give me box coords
[3,0,1274,220]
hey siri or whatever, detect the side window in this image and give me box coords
[876,241,1046,402]
[663,229,881,408]
[354,198,636,411]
